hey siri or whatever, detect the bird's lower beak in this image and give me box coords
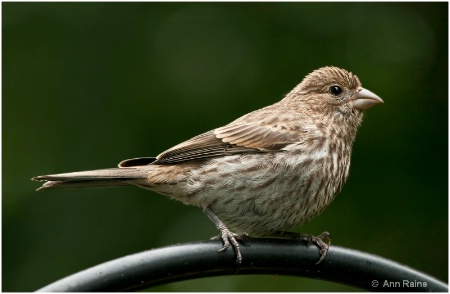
[352,87,384,110]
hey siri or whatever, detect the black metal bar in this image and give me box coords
[36,239,448,292]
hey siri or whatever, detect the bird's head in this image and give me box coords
[286,66,383,120]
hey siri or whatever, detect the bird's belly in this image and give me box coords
[179,153,345,236]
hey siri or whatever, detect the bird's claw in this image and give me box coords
[204,207,250,266]
[214,225,249,265]
[304,231,331,264]
[273,231,331,264]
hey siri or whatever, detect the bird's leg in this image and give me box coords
[203,207,249,265]
[272,231,331,264]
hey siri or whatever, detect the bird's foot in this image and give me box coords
[274,231,331,264]
[211,227,249,265]
[305,231,331,264]
[204,207,249,265]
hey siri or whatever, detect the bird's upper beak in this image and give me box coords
[352,87,384,110]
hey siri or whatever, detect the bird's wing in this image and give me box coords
[154,108,307,164]
[154,130,258,164]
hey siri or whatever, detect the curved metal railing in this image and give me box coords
[36,239,448,292]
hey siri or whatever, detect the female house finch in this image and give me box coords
[33,66,383,265]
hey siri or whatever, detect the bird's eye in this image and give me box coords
[329,85,343,96]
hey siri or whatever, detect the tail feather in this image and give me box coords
[35,179,133,190]
[32,167,147,191]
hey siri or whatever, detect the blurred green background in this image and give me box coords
[3,2,447,292]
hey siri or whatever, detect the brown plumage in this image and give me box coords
[32,66,383,264]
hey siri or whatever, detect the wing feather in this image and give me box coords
[155,130,261,164]
[154,107,309,164]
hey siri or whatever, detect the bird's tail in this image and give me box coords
[32,168,148,191]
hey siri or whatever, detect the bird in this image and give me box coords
[32,66,383,265]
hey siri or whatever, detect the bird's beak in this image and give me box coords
[352,87,384,110]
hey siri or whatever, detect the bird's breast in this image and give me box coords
[176,146,351,235]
